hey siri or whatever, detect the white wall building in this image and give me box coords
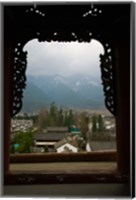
[56,143,78,153]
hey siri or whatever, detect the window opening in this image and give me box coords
[3,3,131,186]
[10,39,117,172]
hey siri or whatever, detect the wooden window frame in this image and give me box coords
[2,2,133,188]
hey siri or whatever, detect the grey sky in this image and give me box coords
[23,39,104,77]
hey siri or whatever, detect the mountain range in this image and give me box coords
[22,74,105,112]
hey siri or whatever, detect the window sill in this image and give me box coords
[5,151,129,185]
[10,161,117,172]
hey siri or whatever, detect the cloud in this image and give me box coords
[23,39,104,77]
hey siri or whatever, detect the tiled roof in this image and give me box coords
[47,127,68,132]
[54,138,67,149]
[89,141,116,151]
[34,132,68,141]
[55,138,78,149]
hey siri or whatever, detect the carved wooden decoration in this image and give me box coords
[83,4,102,17]
[11,5,116,117]
[12,43,27,117]
[100,43,116,116]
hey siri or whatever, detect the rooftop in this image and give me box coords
[47,127,68,132]
[34,132,68,141]
[90,141,116,152]
[55,138,78,149]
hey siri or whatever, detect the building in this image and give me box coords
[87,141,116,152]
[34,132,68,152]
[11,119,33,133]
[55,138,78,153]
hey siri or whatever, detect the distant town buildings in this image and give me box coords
[11,119,33,133]
[11,111,116,154]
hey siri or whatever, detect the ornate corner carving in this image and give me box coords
[25,7,45,17]
[99,43,116,116]
[12,43,27,117]
[37,30,92,43]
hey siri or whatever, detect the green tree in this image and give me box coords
[69,109,74,125]
[11,131,34,153]
[92,114,97,132]
[97,114,105,131]
[48,102,58,126]
[57,108,64,126]
[64,109,74,129]
[80,112,89,140]
[64,110,69,126]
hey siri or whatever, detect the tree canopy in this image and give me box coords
[11,130,34,153]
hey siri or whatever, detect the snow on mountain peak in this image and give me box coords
[53,74,65,85]
[77,76,99,86]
